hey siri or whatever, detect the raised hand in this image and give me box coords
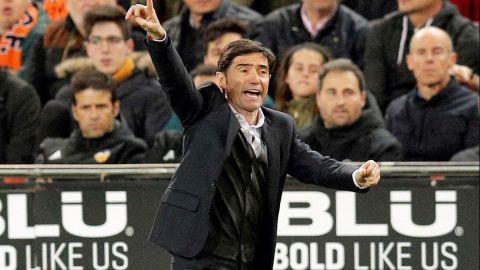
[125,0,165,40]
[354,160,381,188]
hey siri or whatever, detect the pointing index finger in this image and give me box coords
[147,0,154,13]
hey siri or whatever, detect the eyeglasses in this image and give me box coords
[87,36,125,46]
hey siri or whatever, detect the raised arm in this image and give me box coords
[125,0,203,126]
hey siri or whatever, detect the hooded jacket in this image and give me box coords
[37,121,147,164]
[299,95,402,161]
[36,53,172,147]
[365,0,479,111]
[385,78,479,161]
[164,0,261,71]
[249,3,369,68]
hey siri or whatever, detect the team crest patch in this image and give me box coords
[94,150,111,163]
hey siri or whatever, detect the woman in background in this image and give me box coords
[275,42,331,129]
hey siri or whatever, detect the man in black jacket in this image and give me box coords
[127,1,381,269]
[163,0,261,71]
[299,59,403,162]
[249,0,369,68]
[365,0,479,111]
[0,69,41,164]
[385,27,479,161]
[37,68,147,164]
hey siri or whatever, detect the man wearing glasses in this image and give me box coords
[36,5,172,149]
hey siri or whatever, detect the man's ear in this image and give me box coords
[360,90,367,109]
[71,104,78,121]
[406,54,413,71]
[448,52,458,67]
[216,71,226,93]
[113,100,120,117]
[126,38,134,52]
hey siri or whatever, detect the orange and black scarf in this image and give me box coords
[0,4,40,74]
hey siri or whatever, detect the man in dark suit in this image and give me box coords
[127,1,381,269]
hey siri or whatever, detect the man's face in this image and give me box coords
[66,0,117,18]
[397,0,439,14]
[217,52,270,114]
[204,32,242,66]
[302,0,338,12]
[85,22,133,75]
[285,48,325,99]
[0,0,29,32]
[317,70,366,129]
[184,0,222,15]
[406,31,456,89]
[72,88,119,138]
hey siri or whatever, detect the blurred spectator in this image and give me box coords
[250,0,369,68]
[342,0,397,20]
[365,0,479,111]
[299,59,402,161]
[36,5,172,148]
[385,27,479,161]
[450,0,479,21]
[144,130,184,163]
[24,0,147,105]
[275,42,331,129]
[43,0,68,20]
[0,0,49,78]
[36,68,147,164]
[0,68,41,164]
[163,0,261,71]
[191,64,218,87]
[203,18,248,67]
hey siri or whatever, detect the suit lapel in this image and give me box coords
[262,116,280,192]
[224,109,241,157]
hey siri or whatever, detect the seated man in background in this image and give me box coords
[36,5,172,148]
[202,18,248,67]
[0,0,49,78]
[299,59,403,162]
[36,68,147,164]
[0,68,41,164]
[364,0,479,111]
[386,27,479,161]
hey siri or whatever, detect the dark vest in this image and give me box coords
[203,132,267,262]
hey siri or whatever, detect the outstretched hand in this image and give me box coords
[125,0,165,40]
[354,160,381,188]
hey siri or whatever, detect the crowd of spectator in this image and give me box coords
[0,0,478,168]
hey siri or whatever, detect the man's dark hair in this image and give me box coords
[318,58,366,92]
[71,68,118,105]
[84,5,131,39]
[217,39,276,72]
[275,42,331,112]
[203,18,247,54]
[190,64,218,79]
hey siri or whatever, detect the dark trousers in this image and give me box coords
[171,254,253,270]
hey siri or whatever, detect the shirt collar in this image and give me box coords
[300,4,336,37]
[228,104,265,130]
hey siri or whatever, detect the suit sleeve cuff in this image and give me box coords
[352,169,367,189]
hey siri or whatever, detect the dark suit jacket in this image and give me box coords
[147,37,366,269]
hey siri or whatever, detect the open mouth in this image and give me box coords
[243,89,261,98]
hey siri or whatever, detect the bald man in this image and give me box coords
[385,27,479,161]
